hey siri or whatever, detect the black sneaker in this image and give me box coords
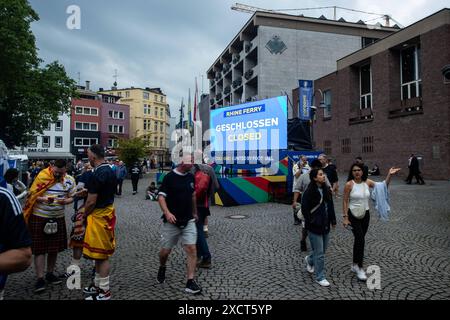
[83,284,99,295]
[300,240,307,252]
[185,279,202,294]
[157,266,166,284]
[198,259,211,269]
[45,272,62,285]
[34,278,46,293]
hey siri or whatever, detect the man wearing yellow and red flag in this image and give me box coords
[81,144,117,300]
[23,159,76,293]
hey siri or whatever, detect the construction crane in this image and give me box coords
[231,3,403,28]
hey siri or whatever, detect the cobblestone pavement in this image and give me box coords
[4,174,450,300]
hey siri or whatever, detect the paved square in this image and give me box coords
[4,175,450,300]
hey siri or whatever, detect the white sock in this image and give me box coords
[203,225,208,232]
[94,273,100,287]
[0,289,4,300]
[99,276,110,292]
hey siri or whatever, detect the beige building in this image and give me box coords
[99,86,170,160]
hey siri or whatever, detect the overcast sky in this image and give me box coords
[29,0,448,118]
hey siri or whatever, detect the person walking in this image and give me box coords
[130,162,141,195]
[22,159,76,293]
[292,156,310,225]
[343,163,400,281]
[191,163,219,269]
[81,144,117,300]
[301,168,336,287]
[318,154,339,196]
[406,154,425,185]
[115,161,127,196]
[156,155,202,294]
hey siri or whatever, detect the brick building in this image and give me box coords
[308,9,450,179]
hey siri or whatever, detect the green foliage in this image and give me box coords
[0,0,77,147]
[116,137,150,168]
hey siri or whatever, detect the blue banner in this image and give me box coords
[299,80,313,120]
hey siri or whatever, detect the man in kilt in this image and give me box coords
[23,159,76,293]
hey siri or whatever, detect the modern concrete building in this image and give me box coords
[311,9,450,179]
[99,86,170,161]
[207,11,399,118]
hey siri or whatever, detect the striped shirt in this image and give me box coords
[33,175,76,218]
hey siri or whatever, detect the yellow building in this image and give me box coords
[99,86,170,160]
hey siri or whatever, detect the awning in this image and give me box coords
[25,152,76,159]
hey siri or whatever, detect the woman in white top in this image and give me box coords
[343,163,400,281]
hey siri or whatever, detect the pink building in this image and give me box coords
[100,94,130,156]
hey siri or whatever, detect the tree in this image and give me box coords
[0,0,77,148]
[116,137,150,168]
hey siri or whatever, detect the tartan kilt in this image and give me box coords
[28,214,67,255]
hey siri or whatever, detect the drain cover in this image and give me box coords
[227,215,249,219]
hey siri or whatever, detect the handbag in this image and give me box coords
[43,219,58,235]
[294,203,304,221]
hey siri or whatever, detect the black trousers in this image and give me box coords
[348,209,370,268]
[116,179,123,195]
[406,170,425,184]
[131,176,139,192]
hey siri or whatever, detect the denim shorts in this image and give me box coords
[160,219,197,249]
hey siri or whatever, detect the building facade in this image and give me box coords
[21,113,73,160]
[312,9,450,180]
[100,94,130,156]
[207,11,399,118]
[99,87,170,161]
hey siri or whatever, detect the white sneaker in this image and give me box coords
[316,279,330,287]
[352,265,367,281]
[304,256,314,274]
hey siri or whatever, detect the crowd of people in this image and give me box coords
[2,146,426,299]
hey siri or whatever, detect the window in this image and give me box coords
[154,95,158,101]
[323,90,331,118]
[45,123,51,131]
[119,112,124,119]
[76,107,98,116]
[155,108,158,117]
[29,136,37,147]
[362,136,374,154]
[118,92,122,97]
[160,137,164,148]
[42,136,50,148]
[401,45,421,100]
[74,138,98,147]
[341,138,351,154]
[108,125,124,133]
[160,123,163,133]
[55,120,62,131]
[154,122,158,131]
[75,122,97,131]
[362,37,377,48]
[144,104,150,115]
[143,92,150,100]
[154,137,158,147]
[125,91,130,98]
[360,64,372,109]
[55,136,63,148]
[324,140,332,156]
[143,119,148,131]
[108,139,118,148]
[109,110,125,119]
[160,96,164,102]
[160,109,164,118]
[109,110,113,118]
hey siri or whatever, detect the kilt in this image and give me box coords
[28,214,67,255]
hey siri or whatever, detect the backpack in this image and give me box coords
[194,166,211,207]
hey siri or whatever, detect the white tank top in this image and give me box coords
[349,181,370,213]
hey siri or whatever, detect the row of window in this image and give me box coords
[143,135,166,147]
[109,110,124,119]
[323,137,374,155]
[320,45,422,118]
[74,122,125,134]
[74,138,98,147]
[75,106,98,116]
[143,120,165,133]
[44,121,63,131]
[30,136,64,148]
[143,104,165,118]
[116,91,165,103]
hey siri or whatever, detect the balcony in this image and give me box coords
[349,104,374,125]
[244,69,254,80]
[232,54,241,64]
[215,72,221,81]
[232,77,242,89]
